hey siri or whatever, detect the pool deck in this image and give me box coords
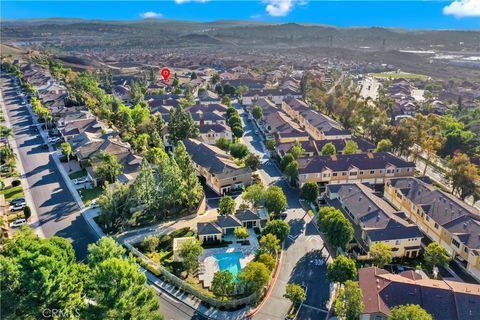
[198,230,259,288]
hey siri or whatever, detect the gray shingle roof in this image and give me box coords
[197,222,222,235]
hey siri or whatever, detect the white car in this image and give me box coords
[10,218,27,228]
[10,202,26,211]
[74,177,88,185]
[90,199,99,208]
[48,137,61,143]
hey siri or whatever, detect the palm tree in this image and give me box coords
[0,125,13,138]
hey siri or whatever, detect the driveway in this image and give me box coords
[1,75,97,260]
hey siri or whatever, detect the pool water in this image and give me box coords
[214,252,243,279]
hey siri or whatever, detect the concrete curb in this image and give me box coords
[81,208,104,238]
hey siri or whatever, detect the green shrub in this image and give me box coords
[23,206,31,220]
[11,180,21,187]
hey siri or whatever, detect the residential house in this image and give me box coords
[297,152,415,188]
[358,267,480,320]
[59,118,107,142]
[327,183,422,259]
[183,138,253,195]
[198,123,232,145]
[384,177,480,281]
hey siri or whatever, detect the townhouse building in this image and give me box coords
[297,152,415,188]
[183,138,253,195]
[359,267,480,320]
[281,97,351,140]
[327,183,422,259]
[241,88,302,106]
[384,177,480,281]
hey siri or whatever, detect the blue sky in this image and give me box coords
[2,1,480,29]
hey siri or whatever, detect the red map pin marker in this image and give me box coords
[161,68,171,81]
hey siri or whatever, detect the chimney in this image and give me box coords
[367,152,374,159]
[331,154,337,161]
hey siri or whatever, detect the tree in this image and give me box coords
[234,227,249,239]
[238,261,270,294]
[259,233,280,256]
[0,228,87,320]
[211,73,220,84]
[219,195,236,215]
[230,143,249,159]
[232,124,244,138]
[60,142,72,162]
[424,242,451,274]
[317,207,354,250]
[280,153,295,171]
[221,95,232,106]
[87,237,126,266]
[262,220,291,242]
[132,160,158,213]
[215,137,231,151]
[97,182,134,233]
[300,182,319,203]
[175,141,204,209]
[86,257,163,320]
[179,238,203,275]
[211,270,235,297]
[265,186,288,215]
[23,206,31,220]
[242,183,267,208]
[245,153,261,171]
[142,235,160,254]
[375,138,393,152]
[168,107,199,144]
[265,138,276,151]
[0,125,13,138]
[388,304,432,320]
[290,141,305,159]
[284,160,299,184]
[236,85,249,96]
[257,253,275,271]
[369,242,393,268]
[327,256,357,284]
[252,105,263,120]
[284,283,306,306]
[447,153,479,200]
[321,142,337,155]
[95,151,123,183]
[343,140,359,155]
[190,71,197,80]
[335,280,364,320]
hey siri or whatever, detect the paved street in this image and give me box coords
[236,103,332,320]
[1,75,97,260]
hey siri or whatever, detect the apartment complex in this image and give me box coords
[385,177,480,281]
[297,152,415,187]
[327,183,423,258]
[358,267,480,320]
[183,138,253,195]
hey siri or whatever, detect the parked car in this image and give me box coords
[90,199,99,208]
[9,218,27,228]
[10,197,26,205]
[11,202,26,211]
[280,211,288,220]
[48,137,61,143]
[73,177,88,185]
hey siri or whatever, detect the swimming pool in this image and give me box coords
[214,252,243,278]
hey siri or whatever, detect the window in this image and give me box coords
[407,168,412,172]
[395,240,401,245]
[396,168,401,173]
[426,216,430,221]
[359,171,364,175]
[350,171,357,176]
[434,223,439,229]
[342,172,347,176]
[233,177,237,181]
[452,239,460,248]
[370,170,375,174]
[333,172,338,177]
[303,174,308,179]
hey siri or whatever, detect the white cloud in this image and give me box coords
[443,0,480,18]
[140,11,162,19]
[174,0,209,4]
[265,0,295,17]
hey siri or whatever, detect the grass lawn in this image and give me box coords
[368,72,429,81]
[78,186,103,206]
[68,169,87,180]
[0,185,24,202]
